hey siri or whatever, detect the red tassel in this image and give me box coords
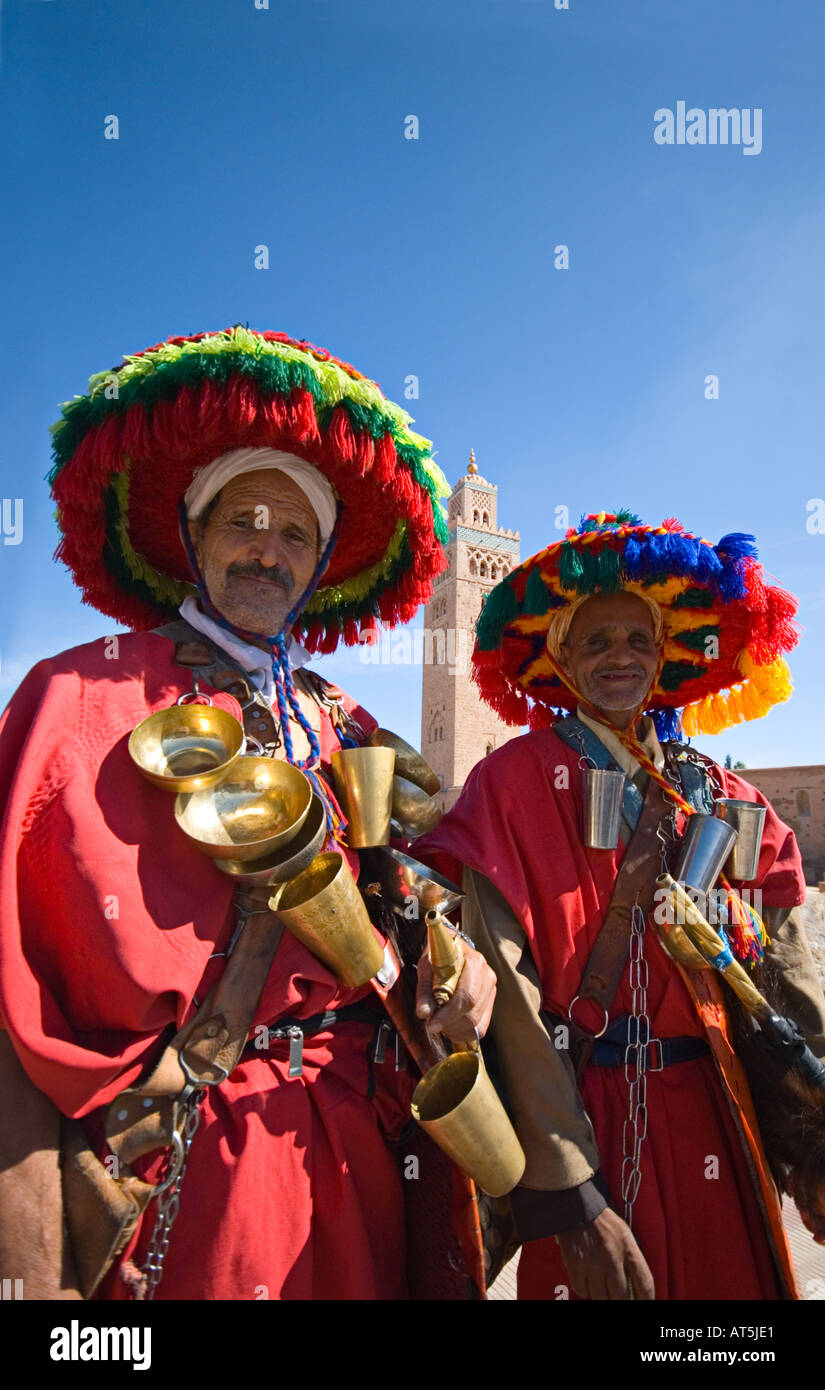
[95,413,125,472]
[353,430,374,476]
[194,379,229,439]
[122,403,151,460]
[528,701,556,730]
[343,619,360,646]
[329,406,356,463]
[260,393,288,438]
[302,619,325,652]
[288,388,320,443]
[373,435,397,484]
[226,375,259,433]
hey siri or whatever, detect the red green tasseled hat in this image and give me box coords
[48,326,450,653]
[473,510,799,739]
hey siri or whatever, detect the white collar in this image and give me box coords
[576,705,665,777]
[179,596,311,702]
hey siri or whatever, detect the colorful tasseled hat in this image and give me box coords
[47,326,450,653]
[473,510,799,739]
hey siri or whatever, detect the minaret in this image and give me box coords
[421,452,522,812]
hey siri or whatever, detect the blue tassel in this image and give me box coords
[716,533,758,561]
[623,536,643,578]
[715,561,748,601]
[649,706,684,742]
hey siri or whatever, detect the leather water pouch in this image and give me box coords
[60,1116,154,1300]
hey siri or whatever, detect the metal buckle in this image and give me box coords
[151,1129,185,1198]
[647,1038,664,1072]
[568,993,610,1039]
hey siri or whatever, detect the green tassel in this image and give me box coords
[596,547,622,593]
[523,567,551,615]
[476,580,519,650]
[559,542,585,592]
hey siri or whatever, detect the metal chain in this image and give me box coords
[621,902,650,1229]
[139,1087,206,1300]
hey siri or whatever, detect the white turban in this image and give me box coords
[184,447,338,549]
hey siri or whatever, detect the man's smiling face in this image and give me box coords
[190,468,320,640]
[559,591,661,729]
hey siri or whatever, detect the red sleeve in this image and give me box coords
[0,640,235,1118]
[720,767,805,908]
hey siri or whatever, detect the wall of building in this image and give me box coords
[740,766,825,886]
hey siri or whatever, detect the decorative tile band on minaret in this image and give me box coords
[421,451,522,812]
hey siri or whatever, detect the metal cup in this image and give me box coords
[673,814,738,895]
[331,746,396,848]
[411,1046,526,1197]
[714,799,767,882]
[581,767,627,849]
[269,851,385,987]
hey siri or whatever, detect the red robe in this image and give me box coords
[417,728,806,1301]
[0,632,414,1300]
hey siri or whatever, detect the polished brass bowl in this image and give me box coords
[213,794,327,885]
[129,704,245,793]
[391,775,442,838]
[368,729,440,796]
[174,757,312,860]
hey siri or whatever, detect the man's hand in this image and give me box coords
[555,1207,655,1300]
[415,942,496,1045]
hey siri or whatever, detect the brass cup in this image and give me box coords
[269,851,385,987]
[411,1047,527,1197]
[331,747,396,848]
[391,775,442,838]
[213,794,327,885]
[174,758,312,861]
[129,703,245,793]
[368,729,441,796]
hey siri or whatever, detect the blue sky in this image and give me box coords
[1,0,824,768]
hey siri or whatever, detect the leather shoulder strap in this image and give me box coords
[553,715,645,831]
[570,781,670,1073]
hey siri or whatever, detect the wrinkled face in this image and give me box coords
[559,592,661,727]
[190,469,320,636]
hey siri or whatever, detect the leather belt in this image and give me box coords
[245,1002,403,1075]
[589,1014,709,1070]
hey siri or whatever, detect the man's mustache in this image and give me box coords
[228,564,293,593]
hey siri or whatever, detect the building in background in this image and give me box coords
[420,454,521,812]
[743,767,825,886]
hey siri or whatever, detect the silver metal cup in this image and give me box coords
[581,767,627,850]
[714,799,767,882]
[673,814,738,895]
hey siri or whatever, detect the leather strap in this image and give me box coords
[569,780,670,1077]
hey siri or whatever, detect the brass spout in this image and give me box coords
[426,909,464,1005]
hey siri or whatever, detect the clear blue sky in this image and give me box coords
[1,0,824,768]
